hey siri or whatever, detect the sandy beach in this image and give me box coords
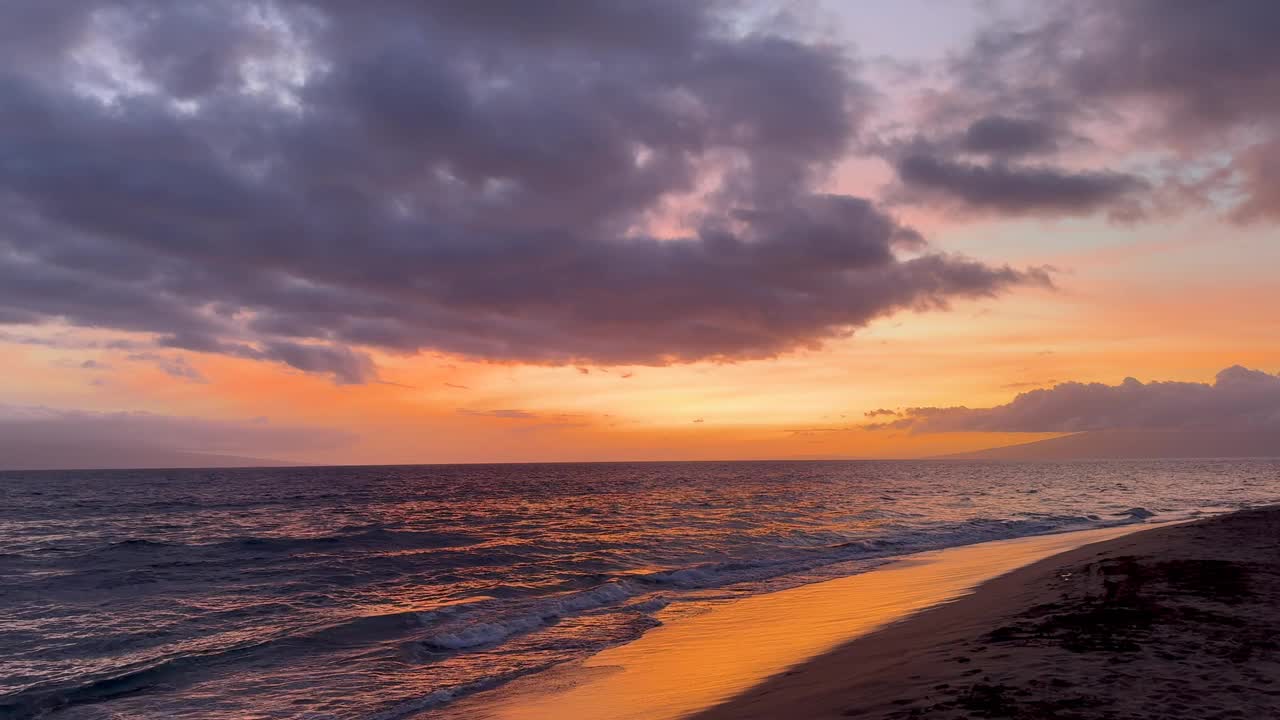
[696,507,1280,719]
[435,522,1159,720]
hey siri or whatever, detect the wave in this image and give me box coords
[417,581,640,651]
[105,538,177,551]
[4,506,1181,718]
[365,661,570,720]
[0,602,484,719]
[0,587,652,720]
[402,510,1162,664]
[84,527,482,561]
[225,527,482,553]
[354,510,1168,717]
[0,642,263,720]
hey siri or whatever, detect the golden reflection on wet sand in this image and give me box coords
[439,523,1152,720]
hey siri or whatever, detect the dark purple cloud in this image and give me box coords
[961,115,1060,157]
[0,1,1048,382]
[903,0,1280,220]
[894,153,1147,218]
[870,366,1280,433]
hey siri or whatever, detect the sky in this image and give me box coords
[2,0,1279,465]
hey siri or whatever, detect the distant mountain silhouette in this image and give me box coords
[941,430,1280,460]
[0,442,299,471]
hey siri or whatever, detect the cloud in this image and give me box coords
[916,0,1280,221]
[0,331,144,351]
[894,153,1147,217]
[126,352,207,383]
[1000,379,1056,390]
[0,1,1047,382]
[870,366,1280,433]
[455,407,592,430]
[961,115,1060,157]
[457,408,539,420]
[864,408,897,417]
[1230,138,1280,223]
[0,405,355,454]
[256,341,376,385]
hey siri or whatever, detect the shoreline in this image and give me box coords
[694,506,1280,719]
[432,520,1167,720]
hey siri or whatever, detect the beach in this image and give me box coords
[435,523,1156,720]
[6,1,1280,718]
[5,464,1275,719]
[696,506,1280,720]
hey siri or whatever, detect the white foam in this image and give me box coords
[422,582,637,651]
[626,598,670,613]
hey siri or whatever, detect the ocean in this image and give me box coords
[2,459,1278,719]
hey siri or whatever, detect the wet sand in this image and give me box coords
[696,507,1280,720]
[435,523,1158,720]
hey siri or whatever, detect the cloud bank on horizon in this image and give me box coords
[0,1,1274,383]
[0,404,354,457]
[869,366,1280,434]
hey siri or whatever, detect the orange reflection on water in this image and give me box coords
[439,524,1150,720]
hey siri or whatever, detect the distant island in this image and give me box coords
[0,443,298,471]
[943,430,1280,460]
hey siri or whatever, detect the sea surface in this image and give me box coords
[2,459,1278,719]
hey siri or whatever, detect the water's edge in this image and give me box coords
[432,521,1168,720]
[4,460,1276,719]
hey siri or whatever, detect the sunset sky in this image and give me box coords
[2,0,1279,465]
